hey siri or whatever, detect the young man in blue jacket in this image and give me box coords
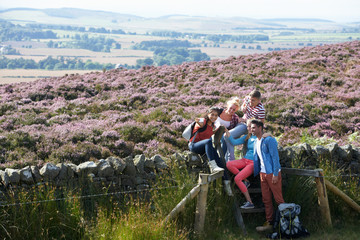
[251,119,284,232]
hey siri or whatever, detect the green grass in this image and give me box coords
[0,154,359,239]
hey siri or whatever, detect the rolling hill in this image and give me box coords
[0,7,350,32]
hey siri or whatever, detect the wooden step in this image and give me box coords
[248,188,262,194]
[240,207,265,213]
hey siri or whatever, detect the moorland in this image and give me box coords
[0,8,359,240]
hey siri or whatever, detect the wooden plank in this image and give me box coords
[207,170,224,183]
[194,173,210,234]
[240,207,265,213]
[315,170,332,227]
[248,188,262,194]
[282,167,321,177]
[325,179,360,214]
[164,184,201,223]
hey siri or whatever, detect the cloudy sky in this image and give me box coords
[1,0,360,22]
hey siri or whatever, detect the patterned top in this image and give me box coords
[242,96,265,120]
[215,108,241,130]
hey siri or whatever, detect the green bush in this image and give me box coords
[118,125,159,143]
[50,141,102,164]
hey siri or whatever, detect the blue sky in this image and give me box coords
[1,0,360,22]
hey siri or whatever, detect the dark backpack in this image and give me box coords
[267,203,310,239]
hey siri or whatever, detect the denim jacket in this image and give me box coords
[253,136,281,177]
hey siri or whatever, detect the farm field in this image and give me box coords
[0,69,92,84]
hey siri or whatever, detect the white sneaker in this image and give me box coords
[224,180,233,196]
[208,160,224,173]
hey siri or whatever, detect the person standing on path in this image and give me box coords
[251,119,284,232]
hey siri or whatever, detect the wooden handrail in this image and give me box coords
[164,184,201,223]
[282,167,321,177]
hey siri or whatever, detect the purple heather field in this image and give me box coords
[0,41,359,168]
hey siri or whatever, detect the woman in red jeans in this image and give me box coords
[225,120,256,209]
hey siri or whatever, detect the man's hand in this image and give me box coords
[224,127,230,138]
[272,175,279,184]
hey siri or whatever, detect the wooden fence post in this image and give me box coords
[314,169,332,227]
[194,173,209,234]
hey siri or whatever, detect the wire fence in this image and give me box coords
[0,184,197,208]
[0,172,358,208]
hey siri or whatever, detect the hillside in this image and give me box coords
[0,41,359,169]
[0,8,348,32]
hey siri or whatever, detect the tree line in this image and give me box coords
[26,23,127,35]
[149,31,269,43]
[0,20,57,41]
[47,34,119,52]
[133,40,210,67]
[0,56,114,70]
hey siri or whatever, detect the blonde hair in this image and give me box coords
[226,97,241,109]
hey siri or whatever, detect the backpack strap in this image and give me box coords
[190,121,209,143]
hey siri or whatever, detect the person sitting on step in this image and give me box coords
[225,119,257,209]
[188,106,233,196]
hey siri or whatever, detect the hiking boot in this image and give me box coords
[240,201,255,209]
[208,160,224,173]
[212,126,225,148]
[256,221,273,232]
[243,180,251,189]
[223,180,233,196]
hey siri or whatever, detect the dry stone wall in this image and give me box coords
[0,143,359,192]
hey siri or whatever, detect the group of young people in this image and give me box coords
[188,90,284,232]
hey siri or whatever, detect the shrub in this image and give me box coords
[118,125,159,143]
[50,141,102,164]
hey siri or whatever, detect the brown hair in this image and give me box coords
[249,90,261,99]
[251,119,264,130]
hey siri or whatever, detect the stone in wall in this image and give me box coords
[314,145,330,157]
[134,155,146,174]
[152,155,168,171]
[339,144,353,163]
[123,156,136,177]
[56,163,75,181]
[31,166,42,182]
[20,166,33,184]
[107,156,126,174]
[184,151,203,168]
[97,159,114,178]
[0,170,10,187]
[77,161,97,176]
[40,163,60,181]
[144,157,155,171]
[5,168,20,184]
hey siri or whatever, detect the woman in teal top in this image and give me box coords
[225,119,256,209]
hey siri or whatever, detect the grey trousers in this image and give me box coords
[223,123,247,161]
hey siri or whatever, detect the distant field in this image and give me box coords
[270,33,360,42]
[2,12,359,83]
[0,69,93,84]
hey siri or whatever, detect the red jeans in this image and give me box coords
[226,158,254,193]
[260,172,284,222]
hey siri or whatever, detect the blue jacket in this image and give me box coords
[253,136,281,177]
